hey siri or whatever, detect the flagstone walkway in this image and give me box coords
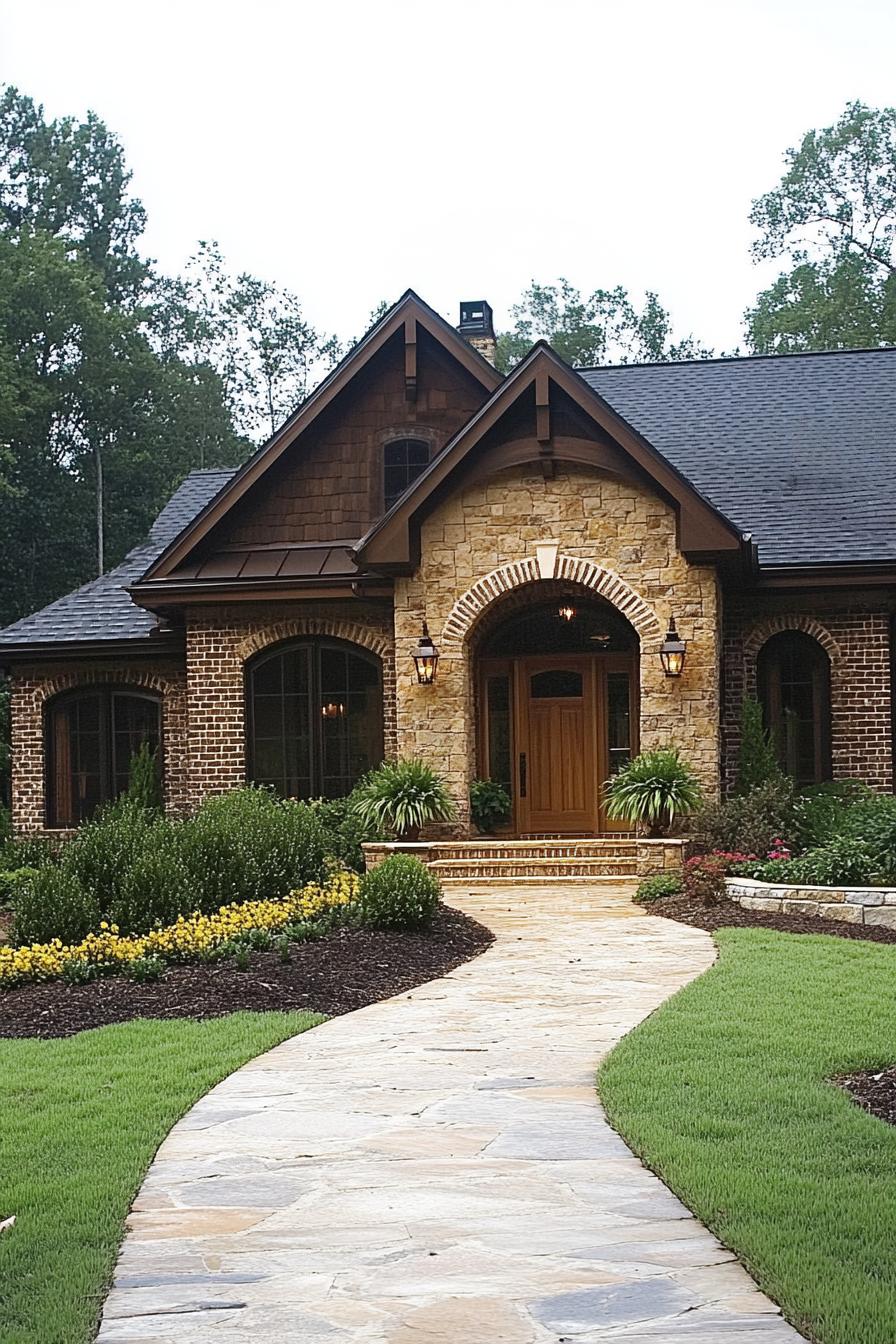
[98,883,802,1342]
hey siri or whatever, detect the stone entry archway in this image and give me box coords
[473,586,639,835]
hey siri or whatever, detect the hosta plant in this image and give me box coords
[351,759,456,840]
[604,748,702,837]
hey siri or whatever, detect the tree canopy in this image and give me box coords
[495,280,713,372]
[746,100,896,353]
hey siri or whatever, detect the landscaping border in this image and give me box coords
[726,876,896,928]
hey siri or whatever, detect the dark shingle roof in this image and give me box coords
[581,347,896,566]
[0,469,236,651]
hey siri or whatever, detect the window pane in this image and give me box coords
[112,695,161,798]
[486,676,512,795]
[383,439,430,510]
[607,672,632,774]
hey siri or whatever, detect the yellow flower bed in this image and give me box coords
[0,870,360,990]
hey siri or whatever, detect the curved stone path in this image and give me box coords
[98,884,802,1342]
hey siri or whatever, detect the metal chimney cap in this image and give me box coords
[458,300,495,337]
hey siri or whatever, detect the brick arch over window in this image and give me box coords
[744,615,843,670]
[34,665,179,706]
[236,618,391,664]
[441,555,663,648]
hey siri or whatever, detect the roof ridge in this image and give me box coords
[580,345,896,374]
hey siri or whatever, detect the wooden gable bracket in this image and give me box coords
[535,367,554,479]
[404,315,417,402]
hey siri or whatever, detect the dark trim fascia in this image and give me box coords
[129,577,394,611]
[0,634,184,668]
[752,562,896,591]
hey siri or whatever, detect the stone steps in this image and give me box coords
[427,838,639,883]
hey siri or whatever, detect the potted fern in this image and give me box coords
[604,748,702,837]
[351,759,456,841]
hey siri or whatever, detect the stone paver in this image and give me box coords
[97,884,803,1342]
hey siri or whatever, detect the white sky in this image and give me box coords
[2,0,895,355]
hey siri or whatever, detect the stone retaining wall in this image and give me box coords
[726,877,896,928]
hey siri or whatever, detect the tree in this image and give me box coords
[746,101,896,352]
[495,279,713,372]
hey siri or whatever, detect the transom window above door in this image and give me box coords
[248,640,384,800]
[383,438,430,511]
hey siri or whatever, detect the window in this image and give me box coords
[46,689,162,827]
[383,438,430,511]
[248,640,384,799]
[607,671,633,774]
[758,631,832,785]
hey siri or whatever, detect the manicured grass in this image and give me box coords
[599,928,896,1344]
[0,1011,321,1344]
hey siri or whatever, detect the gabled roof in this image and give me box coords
[0,470,235,656]
[581,347,896,567]
[356,343,747,570]
[136,291,501,588]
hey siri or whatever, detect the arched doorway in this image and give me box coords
[474,589,638,835]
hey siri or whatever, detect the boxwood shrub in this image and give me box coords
[358,854,441,930]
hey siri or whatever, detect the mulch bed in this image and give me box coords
[836,1066,896,1127]
[644,893,896,945]
[0,905,493,1040]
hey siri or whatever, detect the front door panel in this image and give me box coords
[519,658,597,833]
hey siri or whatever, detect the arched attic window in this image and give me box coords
[757,631,832,785]
[383,438,430,511]
[46,687,162,827]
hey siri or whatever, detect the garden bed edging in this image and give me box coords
[726,877,896,928]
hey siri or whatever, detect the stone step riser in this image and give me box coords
[427,846,638,861]
[430,862,639,880]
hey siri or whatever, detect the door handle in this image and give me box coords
[519,752,527,798]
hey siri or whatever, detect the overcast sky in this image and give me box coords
[2,0,895,356]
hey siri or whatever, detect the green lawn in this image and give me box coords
[599,928,896,1344]
[0,1012,321,1344]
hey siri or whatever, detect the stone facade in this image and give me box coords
[393,463,722,829]
[721,593,894,793]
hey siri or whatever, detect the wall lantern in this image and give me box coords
[660,619,687,677]
[413,621,439,685]
[557,603,576,622]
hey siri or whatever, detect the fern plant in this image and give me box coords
[351,759,456,840]
[604,748,702,837]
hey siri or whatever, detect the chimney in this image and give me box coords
[458,300,497,365]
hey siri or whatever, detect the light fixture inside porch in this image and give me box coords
[557,603,576,622]
[413,621,439,685]
[660,619,687,677]
[321,701,345,719]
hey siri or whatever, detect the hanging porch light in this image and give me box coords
[557,602,576,622]
[413,621,439,685]
[659,619,687,677]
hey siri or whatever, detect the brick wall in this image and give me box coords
[182,603,395,807]
[722,595,894,793]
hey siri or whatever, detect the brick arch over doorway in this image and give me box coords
[743,614,843,670]
[441,555,663,648]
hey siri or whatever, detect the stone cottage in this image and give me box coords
[1,291,894,837]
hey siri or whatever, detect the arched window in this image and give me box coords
[46,688,162,827]
[383,438,430,511]
[248,640,384,799]
[757,631,832,785]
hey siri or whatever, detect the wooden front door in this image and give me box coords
[517,656,598,834]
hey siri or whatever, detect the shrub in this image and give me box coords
[0,867,40,911]
[126,955,165,983]
[734,697,783,794]
[470,779,512,834]
[352,760,456,840]
[634,873,682,904]
[791,780,872,851]
[0,832,58,872]
[604,749,702,836]
[126,742,163,812]
[683,853,727,906]
[0,804,10,849]
[13,866,100,945]
[312,787,384,872]
[691,776,795,858]
[359,854,441,930]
